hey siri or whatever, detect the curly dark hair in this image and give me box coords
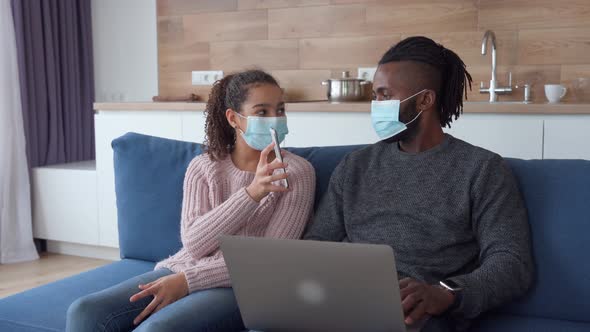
[379,36,473,128]
[204,69,280,161]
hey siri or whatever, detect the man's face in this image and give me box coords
[373,62,422,141]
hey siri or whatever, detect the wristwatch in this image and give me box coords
[439,279,463,311]
[439,279,463,292]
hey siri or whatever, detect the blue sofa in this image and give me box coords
[1,132,589,331]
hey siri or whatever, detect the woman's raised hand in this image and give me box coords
[246,142,290,202]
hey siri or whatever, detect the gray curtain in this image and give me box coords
[11,0,95,167]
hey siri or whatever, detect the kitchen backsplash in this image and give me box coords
[157,0,590,103]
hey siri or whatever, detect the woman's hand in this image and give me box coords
[129,272,189,325]
[246,142,290,202]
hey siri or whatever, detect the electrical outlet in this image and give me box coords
[192,71,224,85]
[358,67,377,82]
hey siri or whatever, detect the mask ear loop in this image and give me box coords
[400,88,428,103]
[233,111,246,134]
[400,89,428,125]
[405,110,423,126]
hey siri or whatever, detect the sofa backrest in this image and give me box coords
[501,158,590,323]
[112,133,202,263]
[112,133,590,323]
[286,146,366,208]
[112,133,363,263]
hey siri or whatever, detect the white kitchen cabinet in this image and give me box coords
[544,116,590,159]
[284,112,378,147]
[95,111,184,247]
[180,111,378,147]
[181,112,206,143]
[32,161,99,245]
[177,111,545,159]
[89,107,587,253]
[27,102,587,261]
[444,114,544,159]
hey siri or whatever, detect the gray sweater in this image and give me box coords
[304,134,534,322]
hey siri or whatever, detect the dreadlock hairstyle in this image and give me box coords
[204,69,280,161]
[378,36,473,128]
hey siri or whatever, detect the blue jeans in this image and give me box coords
[247,315,452,332]
[66,268,244,332]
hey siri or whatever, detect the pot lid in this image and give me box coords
[327,71,366,82]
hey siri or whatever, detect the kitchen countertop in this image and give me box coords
[94,101,590,114]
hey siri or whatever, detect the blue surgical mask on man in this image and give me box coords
[235,112,289,151]
[371,89,427,141]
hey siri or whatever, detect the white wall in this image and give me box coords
[92,0,158,102]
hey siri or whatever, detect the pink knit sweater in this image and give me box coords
[155,151,316,293]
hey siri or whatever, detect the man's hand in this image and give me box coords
[129,272,189,325]
[399,278,455,325]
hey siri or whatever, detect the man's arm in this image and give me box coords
[449,155,534,319]
[303,156,348,242]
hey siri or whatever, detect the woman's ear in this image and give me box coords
[418,90,436,112]
[225,108,238,129]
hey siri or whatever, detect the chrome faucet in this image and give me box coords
[480,30,512,102]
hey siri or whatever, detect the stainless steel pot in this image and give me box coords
[322,71,371,102]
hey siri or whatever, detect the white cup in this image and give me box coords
[544,84,567,103]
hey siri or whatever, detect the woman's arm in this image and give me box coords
[181,145,292,260]
[179,157,259,260]
[181,155,316,293]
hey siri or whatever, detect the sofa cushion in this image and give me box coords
[470,313,590,332]
[0,259,154,332]
[502,159,590,323]
[112,133,202,262]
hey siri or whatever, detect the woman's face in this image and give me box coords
[227,83,286,137]
[240,83,285,118]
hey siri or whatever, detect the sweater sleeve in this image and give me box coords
[263,156,316,239]
[449,155,534,319]
[180,157,259,260]
[303,155,348,242]
[180,252,231,293]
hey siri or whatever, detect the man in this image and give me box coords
[304,36,534,331]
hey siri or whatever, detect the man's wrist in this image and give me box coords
[439,279,464,311]
[441,286,462,312]
[438,286,456,310]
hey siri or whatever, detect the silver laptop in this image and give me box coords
[221,236,411,332]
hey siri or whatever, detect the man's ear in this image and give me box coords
[418,90,436,112]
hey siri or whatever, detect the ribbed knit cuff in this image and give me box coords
[182,268,202,294]
[181,261,231,293]
[237,187,260,210]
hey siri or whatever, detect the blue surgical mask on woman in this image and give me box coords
[371,89,427,140]
[235,112,289,151]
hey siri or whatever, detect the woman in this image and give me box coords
[66,70,316,331]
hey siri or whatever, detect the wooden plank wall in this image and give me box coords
[157,0,590,103]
